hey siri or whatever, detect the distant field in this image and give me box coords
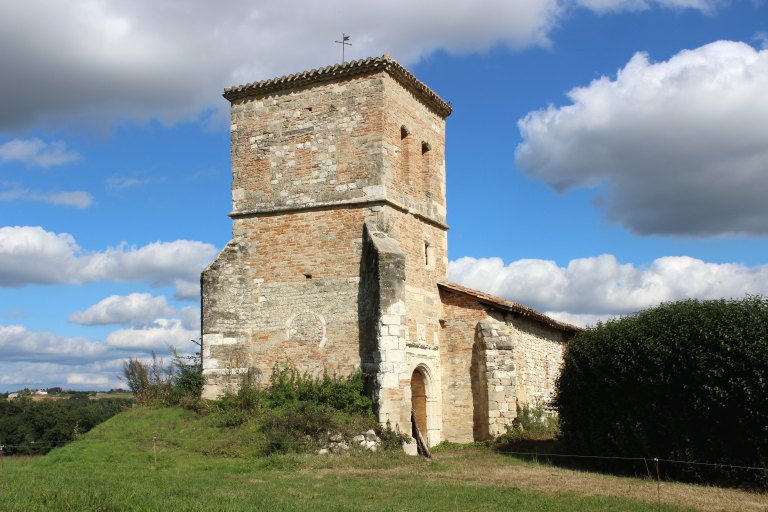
[90,392,134,400]
[8,392,133,402]
[1,407,765,512]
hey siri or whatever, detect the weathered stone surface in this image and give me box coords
[201,56,578,446]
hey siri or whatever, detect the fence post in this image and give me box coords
[152,434,158,468]
[0,437,4,469]
[654,457,661,511]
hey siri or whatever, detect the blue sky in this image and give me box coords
[2,0,767,391]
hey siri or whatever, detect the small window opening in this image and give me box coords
[421,141,431,154]
[424,242,431,266]
[304,273,312,279]
[400,126,410,139]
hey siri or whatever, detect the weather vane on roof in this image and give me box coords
[335,33,351,63]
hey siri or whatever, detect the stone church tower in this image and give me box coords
[202,56,578,445]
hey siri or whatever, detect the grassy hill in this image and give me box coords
[1,407,765,511]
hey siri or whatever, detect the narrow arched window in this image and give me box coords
[400,125,411,186]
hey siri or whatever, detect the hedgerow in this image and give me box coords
[554,296,768,488]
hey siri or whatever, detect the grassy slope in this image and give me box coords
[0,407,753,512]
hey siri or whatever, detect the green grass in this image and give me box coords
[0,407,696,511]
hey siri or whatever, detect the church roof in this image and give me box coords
[223,55,453,118]
[438,281,582,334]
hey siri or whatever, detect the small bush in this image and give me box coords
[122,353,173,405]
[377,420,411,451]
[210,363,382,455]
[123,344,203,407]
[262,364,373,416]
[500,404,560,442]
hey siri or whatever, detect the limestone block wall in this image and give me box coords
[438,287,488,442]
[202,206,378,398]
[475,320,517,438]
[386,207,446,351]
[438,286,571,441]
[359,220,409,430]
[361,218,445,446]
[229,74,386,214]
[382,74,447,226]
[511,317,567,408]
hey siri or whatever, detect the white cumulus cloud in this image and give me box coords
[574,0,718,13]
[516,40,768,237]
[0,188,93,208]
[448,254,768,325]
[0,226,217,298]
[0,0,716,132]
[0,361,125,390]
[105,318,198,351]
[69,293,175,326]
[0,138,80,166]
[67,373,110,386]
[0,324,114,363]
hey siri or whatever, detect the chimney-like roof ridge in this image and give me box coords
[223,55,452,118]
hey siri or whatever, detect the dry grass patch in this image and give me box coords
[315,448,766,512]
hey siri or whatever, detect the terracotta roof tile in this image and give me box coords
[438,281,582,334]
[223,55,452,118]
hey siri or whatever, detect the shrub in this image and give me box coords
[554,296,768,488]
[122,353,174,405]
[499,404,560,442]
[210,364,381,454]
[169,346,205,406]
[123,343,204,407]
[262,364,373,416]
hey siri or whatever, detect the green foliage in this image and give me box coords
[261,364,373,416]
[169,345,205,406]
[377,420,411,451]
[122,352,174,405]
[210,368,262,427]
[554,296,768,488]
[210,363,381,455]
[0,397,130,455]
[499,404,560,443]
[123,343,204,408]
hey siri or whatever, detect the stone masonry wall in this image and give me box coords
[382,74,447,227]
[438,288,488,442]
[438,288,569,440]
[202,206,379,398]
[476,319,517,438]
[229,74,387,214]
[511,317,567,408]
[359,220,409,432]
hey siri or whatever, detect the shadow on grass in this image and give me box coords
[494,437,768,492]
[495,437,659,482]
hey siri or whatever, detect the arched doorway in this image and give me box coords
[411,368,428,436]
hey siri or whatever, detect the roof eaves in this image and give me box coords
[223,55,452,118]
[438,281,582,334]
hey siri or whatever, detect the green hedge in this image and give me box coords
[554,297,768,487]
